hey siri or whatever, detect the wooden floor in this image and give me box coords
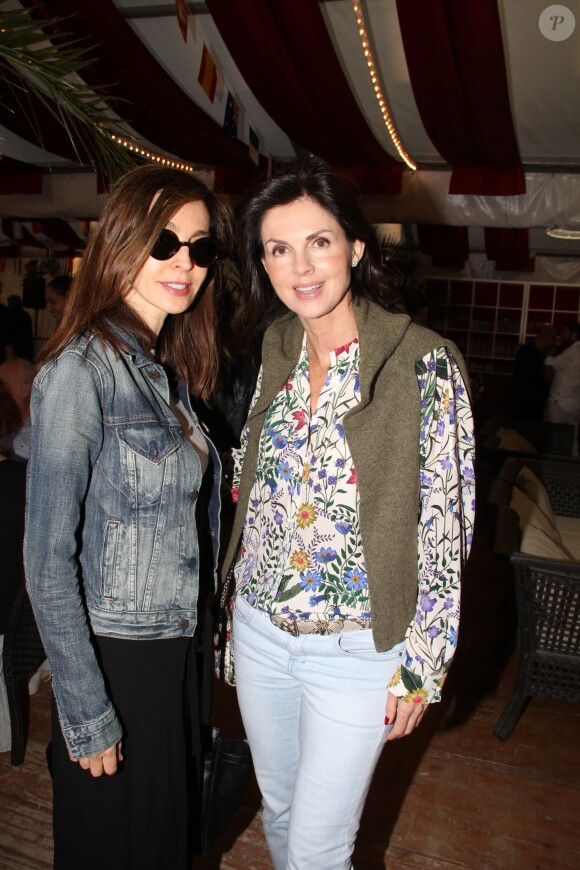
[1,473,579,869]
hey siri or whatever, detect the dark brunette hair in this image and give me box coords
[563,322,580,338]
[39,164,234,401]
[236,159,399,328]
[46,274,73,297]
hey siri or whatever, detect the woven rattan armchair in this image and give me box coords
[481,417,575,455]
[3,580,46,771]
[493,556,580,739]
[479,417,576,476]
[490,457,580,739]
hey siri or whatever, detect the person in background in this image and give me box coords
[44,274,73,326]
[0,357,35,462]
[513,323,556,420]
[0,359,52,692]
[0,282,15,364]
[6,295,33,361]
[222,161,476,870]
[24,164,233,870]
[544,322,580,456]
[0,406,27,752]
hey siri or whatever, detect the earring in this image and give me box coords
[352,258,359,267]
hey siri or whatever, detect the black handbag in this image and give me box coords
[214,535,242,685]
[196,726,253,856]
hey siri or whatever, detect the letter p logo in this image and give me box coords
[539,5,576,41]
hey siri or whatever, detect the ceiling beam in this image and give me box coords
[118,3,208,18]
[117,0,339,18]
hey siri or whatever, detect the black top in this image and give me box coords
[513,341,551,421]
[0,305,14,364]
[0,459,27,632]
[9,308,34,360]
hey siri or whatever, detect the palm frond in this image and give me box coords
[381,236,421,283]
[0,2,135,180]
[381,235,427,315]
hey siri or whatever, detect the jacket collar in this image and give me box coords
[254,297,411,415]
[107,322,156,369]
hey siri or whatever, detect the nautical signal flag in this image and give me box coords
[175,0,189,42]
[223,92,239,140]
[198,45,217,103]
[249,128,260,166]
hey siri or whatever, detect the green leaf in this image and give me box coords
[277,584,302,603]
[401,667,424,693]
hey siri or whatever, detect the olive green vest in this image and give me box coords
[222,297,470,651]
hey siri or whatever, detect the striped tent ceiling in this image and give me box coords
[1,0,579,266]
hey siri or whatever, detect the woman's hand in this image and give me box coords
[385,691,428,741]
[71,741,123,777]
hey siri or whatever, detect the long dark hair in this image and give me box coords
[39,164,234,401]
[236,160,400,330]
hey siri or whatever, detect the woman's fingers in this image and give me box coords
[74,741,122,776]
[385,692,428,742]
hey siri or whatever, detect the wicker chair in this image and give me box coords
[479,417,576,476]
[490,457,580,739]
[493,556,580,739]
[3,580,46,771]
[479,417,574,459]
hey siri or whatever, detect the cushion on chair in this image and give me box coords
[496,427,537,453]
[509,488,561,543]
[515,466,557,527]
[509,464,578,561]
[520,523,576,561]
[554,516,580,561]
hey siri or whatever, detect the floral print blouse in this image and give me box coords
[232,335,475,704]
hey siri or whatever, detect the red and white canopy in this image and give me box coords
[1,0,579,267]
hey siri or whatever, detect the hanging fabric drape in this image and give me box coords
[396,0,525,196]
[417,225,469,268]
[485,228,535,272]
[206,0,403,194]
[0,158,43,196]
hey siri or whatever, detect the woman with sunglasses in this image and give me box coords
[24,165,233,870]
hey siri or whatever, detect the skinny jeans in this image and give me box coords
[233,594,404,870]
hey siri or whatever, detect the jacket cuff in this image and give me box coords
[60,703,123,759]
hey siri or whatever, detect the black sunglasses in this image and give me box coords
[150,229,220,267]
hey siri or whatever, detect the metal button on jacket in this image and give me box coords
[187,557,197,569]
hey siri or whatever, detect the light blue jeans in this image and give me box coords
[233,595,405,870]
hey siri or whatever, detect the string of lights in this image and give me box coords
[109,134,197,173]
[351,1,416,170]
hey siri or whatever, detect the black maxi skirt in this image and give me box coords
[50,633,199,870]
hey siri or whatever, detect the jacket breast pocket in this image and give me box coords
[116,423,181,506]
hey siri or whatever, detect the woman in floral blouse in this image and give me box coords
[222,162,475,869]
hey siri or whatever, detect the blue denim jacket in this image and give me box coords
[24,326,221,758]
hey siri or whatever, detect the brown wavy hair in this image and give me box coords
[39,164,234,401]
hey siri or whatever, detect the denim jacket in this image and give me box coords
[24,326,221,758]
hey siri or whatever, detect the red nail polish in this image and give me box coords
[384,716,390,725]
